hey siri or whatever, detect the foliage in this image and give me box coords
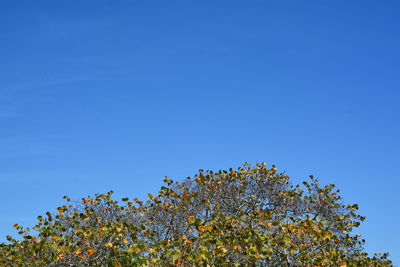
[0,163,392,266]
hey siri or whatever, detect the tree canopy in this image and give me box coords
[0,163,392,266]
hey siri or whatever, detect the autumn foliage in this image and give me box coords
[0,163,392,266]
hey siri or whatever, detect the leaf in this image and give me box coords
[218,246,227,253]
[87,248,96,255]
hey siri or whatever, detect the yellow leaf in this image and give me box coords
[218,246,227,253]
[87,248,96,255]
[106,242,113,248]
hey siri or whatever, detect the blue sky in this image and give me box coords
[1,0,400,263]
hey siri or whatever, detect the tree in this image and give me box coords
[0,163,392,266]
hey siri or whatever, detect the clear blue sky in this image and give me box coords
[1,0,399,263]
